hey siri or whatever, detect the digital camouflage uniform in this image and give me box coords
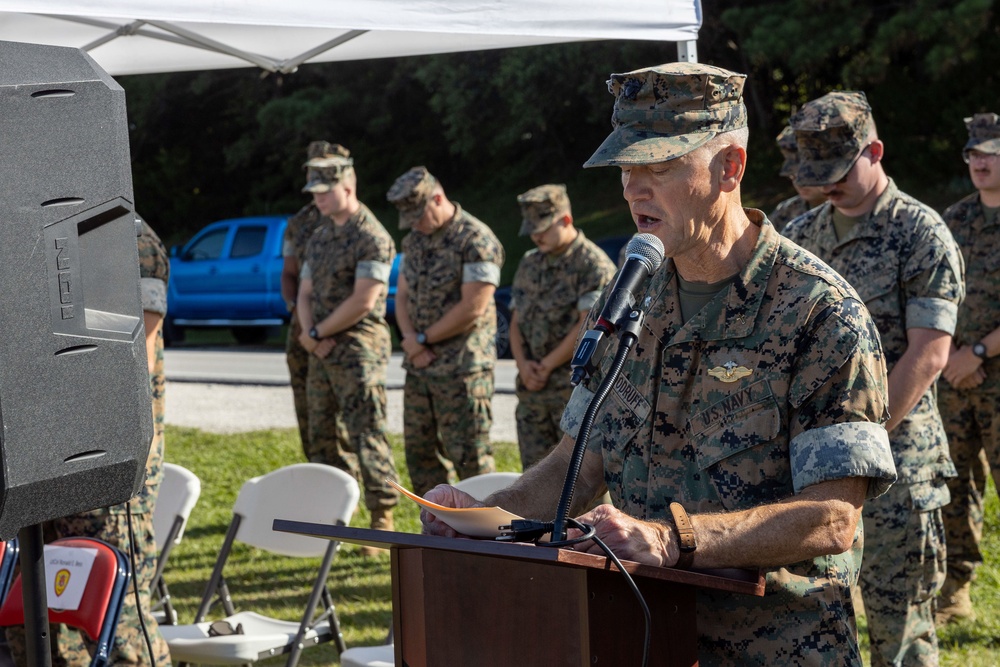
[510,184,616,468]
[301,202,399,511]
[938,188,1000,596]
[561,62,898,665]
[785,92,963,667]
[388,167,505,495]
[6,219,172,667]
[284,140,352,463]
[768,126,814,233]
[769,194,812,233]
[561,215,896,666]
[283,201,326,459]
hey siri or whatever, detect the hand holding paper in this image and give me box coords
[389,479,523,538]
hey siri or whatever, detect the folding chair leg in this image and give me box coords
[287,541,343,667]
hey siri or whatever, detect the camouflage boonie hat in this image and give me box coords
[584,61,748,168]
[791,91,874,187]
[517,184,571,236]
[776,126,798,178]
[387,166,437,230]
[963,113,1000,156]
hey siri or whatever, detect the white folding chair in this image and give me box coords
[151,462,202,625]
[452,471,522,501]
[159,463,360,667]
[339,471,522,667]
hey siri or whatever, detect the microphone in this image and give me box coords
[595,234,665,334]
[570,233,664,386]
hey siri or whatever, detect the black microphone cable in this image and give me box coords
[500,517,651,667]
[126,501,156,666]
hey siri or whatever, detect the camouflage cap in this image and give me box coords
[517,184,570,236]
[791,91,874,187]
[776,125,798,178]
[583,62,748,168]
[302,165,352,194]
[963,113,1000,156]
[386,166,437,230]
[302,141,353,168]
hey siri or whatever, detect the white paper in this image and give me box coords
[44,545,98,611]
[389,479,523,538]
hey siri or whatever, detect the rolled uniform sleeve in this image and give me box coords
[461,228,504,286]
[300,261,312,281]
[577,289,603,312]
[140,278,167,316]
[788,297,896,498]
[902,224,964,334]
[355,227,396,284]
[137,220,169,316]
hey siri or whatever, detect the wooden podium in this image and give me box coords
[273,521,764,667]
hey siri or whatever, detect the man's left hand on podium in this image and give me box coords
[568,504,679,568]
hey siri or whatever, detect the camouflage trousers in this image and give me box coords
[938,384,998,586]
[6,508,171,667]
[859,481,946,667]
[307,353,399,511]
[404,370,495,496]
[287,315,349,462]
[515,379,572,471]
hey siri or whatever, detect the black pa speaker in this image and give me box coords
[0,40,153,538]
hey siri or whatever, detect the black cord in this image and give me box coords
[500,518,651,667]
[126,501,156,666]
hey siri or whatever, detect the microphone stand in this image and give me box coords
[551,308,644,542]
[19,522,52,667]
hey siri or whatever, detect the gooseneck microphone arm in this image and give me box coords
[552,308,644,542]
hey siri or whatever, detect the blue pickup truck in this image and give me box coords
[167,215,291,345]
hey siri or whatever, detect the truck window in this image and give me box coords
[231,226,267,259]
[184,228,228,260]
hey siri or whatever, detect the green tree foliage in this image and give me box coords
[120,1,1000,253]
[716,0,1000,207]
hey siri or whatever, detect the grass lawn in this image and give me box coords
[161,426,1000,665]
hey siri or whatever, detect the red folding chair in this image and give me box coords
[0,537,132,667]
[0,539,18,607]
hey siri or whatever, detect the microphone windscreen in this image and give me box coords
[624,233,665,272]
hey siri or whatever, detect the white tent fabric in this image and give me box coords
[0,1,702,76]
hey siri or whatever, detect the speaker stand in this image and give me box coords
[18,523,52,667]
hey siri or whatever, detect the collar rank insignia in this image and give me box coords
[708,360,752,383]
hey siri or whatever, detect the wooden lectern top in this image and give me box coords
[273,519,764,597]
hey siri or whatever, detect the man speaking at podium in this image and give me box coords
[423,62,897,665]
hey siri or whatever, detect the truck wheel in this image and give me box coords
[232,326,268,345]
[163,319,184,347]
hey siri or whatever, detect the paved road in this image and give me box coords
[163,349,521,441]
[164,348,518,392]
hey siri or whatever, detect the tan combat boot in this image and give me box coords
[936,580,975,625]
[360,508,394,557]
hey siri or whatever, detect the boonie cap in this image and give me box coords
[517,184,570,236]
[387,166,437,230]
[584,61,747,168]
[791,91,874,187]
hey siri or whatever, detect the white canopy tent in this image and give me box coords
[0,1,701,76]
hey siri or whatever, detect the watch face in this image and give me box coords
[416,333,427,345]
[974,343,988,358]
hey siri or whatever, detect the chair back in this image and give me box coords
[452,472,522,501]
[232,463,360,557]
[153,462,202,551]
[0,537,131,667]
[0,539,19,607]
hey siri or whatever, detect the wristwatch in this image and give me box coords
[309,326,321,341]
[669,502,697,569]
[973,341,988,360]
[415,332,428,345]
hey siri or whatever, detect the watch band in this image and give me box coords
[669,502,697,569]
[973,341,988,360]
